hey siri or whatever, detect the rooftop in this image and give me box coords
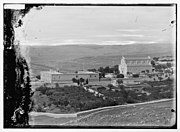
[40,71,63,74]
[40,70,98,75]
[77,71,98,74]
[122,56,151,61]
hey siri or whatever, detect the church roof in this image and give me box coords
[125,57,151,61]
[121,56,151,61]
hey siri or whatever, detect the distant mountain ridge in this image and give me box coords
[29,43,175,75]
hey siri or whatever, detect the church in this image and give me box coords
[119,56,153,76]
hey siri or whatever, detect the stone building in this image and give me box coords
[40,70,99,83]
[119,56,153,76]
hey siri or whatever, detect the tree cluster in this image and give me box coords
[154,63,172,70]
[88,65,119,78]
[72,78,88,86]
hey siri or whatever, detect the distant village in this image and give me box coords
[31,55,175,89]
[31,55,175,114]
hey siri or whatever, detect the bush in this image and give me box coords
[72,78,77,83]
[116,74,124,78]
[36,105,46,112]
[132,74,139,78]
[126,98,139,104]
[107,84,114,89]
[33,79,175,114]
[36,86,50,94]
[36,75,40,79]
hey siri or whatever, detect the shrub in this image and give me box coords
[117,79,123,85]
[107,84,114,89]
[116,74,124,78]
[36,105,45,112]
[126,98,139,104]
[132,74,139,78]
[36,86,50,95]
[72,78,77,83]
[36,75,41,79]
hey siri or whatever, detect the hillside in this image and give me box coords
[28,43,175,75]
[29,99,175,127]
[65,99,175,127]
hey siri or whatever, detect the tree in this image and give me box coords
[107,84,114,91]
[79,78,85,86]
[167,63,172,68]
[141,71,145,73]
[155,64,162,70]
[151,60,155,67]
[116,74,124,78]
[104,66,110,73]
[99,72,105,78]
[86,79,89,84]
[158,76,163,82]
[87,68,96,72]
[98,67,104,73]
[146,70,149,73]
[113,65,119,74]
[153,57,159,61]
[36,75,40,80]
[132,74,139,78]
[72,78,77,83]
[116,79,123,85]
[116,79,128,100]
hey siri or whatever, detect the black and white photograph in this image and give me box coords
[3,2,178,129]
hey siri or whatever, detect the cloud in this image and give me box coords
[95,35,122,37]
[117,29,142,32]
[21,39,159,46]
[95,34,144,38]
[97,40,159,45]
[99,41,136,45]
[121,34,144,37]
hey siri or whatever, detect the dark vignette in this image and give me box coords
[3,4,42,128]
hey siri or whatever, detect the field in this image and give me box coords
[29,99,176,127]
[28,43,174,76]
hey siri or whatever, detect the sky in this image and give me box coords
[20,5,176,46]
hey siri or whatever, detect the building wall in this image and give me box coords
[51,74,62,83]
[41,72,99,83]
[119,56,153,75]
[126,60,151,65]
[40,72,52,83]
[127,66,153,74]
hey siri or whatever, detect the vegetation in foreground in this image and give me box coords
[33,78,175,114]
